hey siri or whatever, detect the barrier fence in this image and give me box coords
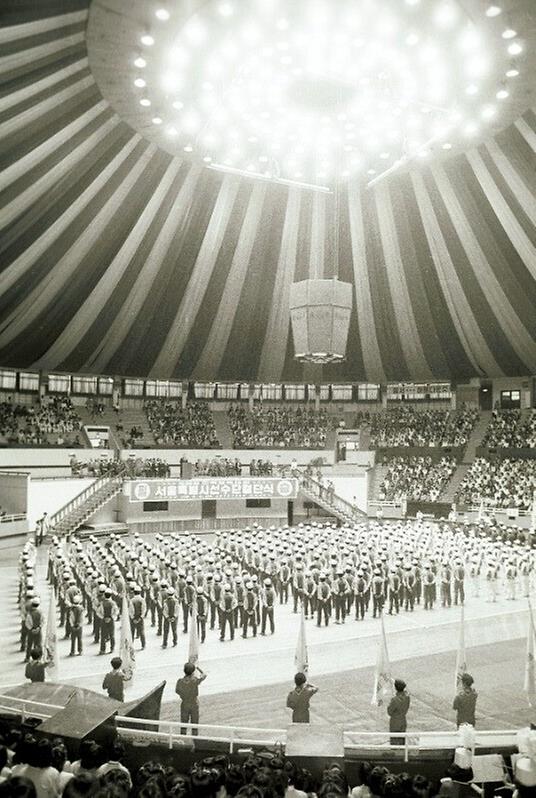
[0,694,520,763]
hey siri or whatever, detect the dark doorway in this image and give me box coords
[287,500,294,526]
[479,382,493,410]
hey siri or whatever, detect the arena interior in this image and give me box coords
[1,0,536,796]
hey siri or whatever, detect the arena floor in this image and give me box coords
[1,543,533,734]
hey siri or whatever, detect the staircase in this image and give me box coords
[299,474,366,524]
[212,410,234,448]
[76,406,121,449]
[441,463,471,504]
[118,408,156,448]
[462,410,491,463]
[49,475,124,537]
[368,462,389,501]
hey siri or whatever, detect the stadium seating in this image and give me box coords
[228,404,337,448]
[378,456,457,502]
[0,397,81,447]
[455,456,536,509]
[355,406,478,448]
[145,401,219,448]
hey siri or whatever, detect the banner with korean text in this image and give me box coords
[123,477,299,502]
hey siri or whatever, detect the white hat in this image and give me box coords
[516,756,536,787]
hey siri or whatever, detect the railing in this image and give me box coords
[50,475,122,527]
[0,513,27,524]
[299,474,365,519]
[0,695,521,762]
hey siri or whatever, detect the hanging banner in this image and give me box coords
[124,477,299,503]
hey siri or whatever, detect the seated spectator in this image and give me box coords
[0,776,36,797]
[362,406,478,448]
[11,738,61,798]
[456,457,536,509]
[228,404,337,448]
[146,401,219,448]
[378,456,456,502]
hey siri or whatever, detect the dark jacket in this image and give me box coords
[387,690,410,732]
[453,687,477,726]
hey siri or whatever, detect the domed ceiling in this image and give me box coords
[0,0,535,383]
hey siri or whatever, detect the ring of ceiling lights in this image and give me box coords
[87,0,531,185]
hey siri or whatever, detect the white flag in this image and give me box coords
[371,613,393,706]
[294,607,308,675]
[43,590,59,681]
[524,601,536,707]
[188,603,199,665]
[454,603,467,692]
[119,594,135,684]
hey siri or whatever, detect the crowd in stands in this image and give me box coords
[356,406,478,448]
[145,402,219,448]
[482,410,536,448]
[0,397,81,446]
[456,457,536,510]
[228,405,336,448]
[70,456,170,478]
[378,456,456,502]
[0,726,497,798]
[194,457,242,477]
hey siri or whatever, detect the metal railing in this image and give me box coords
[0,694,521,762]
[299,474,365,520]
[50,475,122,527]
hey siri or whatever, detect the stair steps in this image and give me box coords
[49,476,123,538]
[462,410,491,463]
[212,410,233,448]
[299,475,366,524]
[441,463,471,503]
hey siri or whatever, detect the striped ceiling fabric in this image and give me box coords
[0,1,535,383]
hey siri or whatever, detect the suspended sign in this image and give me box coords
[124,477,299,503]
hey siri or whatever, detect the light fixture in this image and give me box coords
[172,100,184,110]
[140,34,155,46]
[442,142,452,149]
[502,28,517,39]
[507,42,523,56]
[485,5,502,17]
[506,67,519,77]
[139,98,151,107]
[496,88,509,99]
[481,104,496,119]
[134,78,146,88]
[152,116,162,125]
[133,57,146,68]
[155,8,170,21]
[183,144,193,152]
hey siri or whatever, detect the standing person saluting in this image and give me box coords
[175,662,207,736]
[286,672,319,724]
[453,673,478,728]
[387,679,410,745]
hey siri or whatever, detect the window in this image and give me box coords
[72,376,97,394]
[216,383,239,400]
[246,498,271,508]
[429,383,452,400]
[194,382,216,399]
[0,370,16,391]
[201,500,217,518]
[405,383,427,401]
[48,374,71,393]
[98,377,114,395]
[284,384,306,401]
[357,383,380,401]
[501,389,521,410]
[386,383,404,401]
[145,380,181,398]
[19,372,39,391]
[124,378,144,397]
[332,384,353,401]
[143,501,169,512]
[318,384,331,401]
[261,383,283,400]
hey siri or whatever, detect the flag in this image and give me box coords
[119,594,136,684]
[294,607,308,675]
[371,613,393,706]
[524,601,536,707]
[454,603,467,692]
[43,590,59,681]
[188,603,199,665]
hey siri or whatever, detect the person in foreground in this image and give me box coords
[453,672,478,728]
[286,672,319,723]
[387,678,410,745]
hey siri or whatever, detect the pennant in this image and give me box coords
[294,607,308,675]
[188,603,199,665]
[119,594,136,684]
[371,613,393,706]
[455,603,467,692]
[525,601,536,707]
[43,590,59,681]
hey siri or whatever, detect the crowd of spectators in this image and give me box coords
[0,397,81,446]
[482,410,536,448]
[378,456,457,502]
[356,406,478,449]
[194,457,242,477]
[145,401,219,448]
[228,405,336,448]
[0,727,477,798]
[455,457,536,510]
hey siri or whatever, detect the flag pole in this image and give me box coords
[43,589,59,681]
[371,611,393,707]
[525,598,536,707]
[294,602,308,675]
[188,602,200,665]
[119,593,136,686]
[454,603,467,692]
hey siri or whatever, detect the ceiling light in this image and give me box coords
[140,35,155,46]
[502,28,517,39]
[442,142,452,149]
[506,67,519,77]
[139,98,151,107]
[203,156,212,163]
[485,5,502,17]
[184,145,193,152]
[134,78,146,88]
[507,42,523,56]
[134,57,146,68]
[155,9,170,21]
[481,104,497,119]
[152,116,162,125]
[496,88,509,99]
[172,100,184,110]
